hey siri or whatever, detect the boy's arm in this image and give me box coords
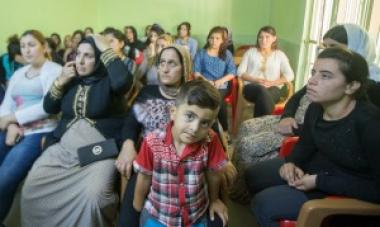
[133,173,152,212]
[207,170,228,226]
[206,170,222,202]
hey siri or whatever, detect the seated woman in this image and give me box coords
[124,25,145,65]
[193,26,236,133]
[175,21,198,59]
[104,27,137,74]
[63,30,84,63]
[21,35,133,227]
[0,29,62,225]
[237,25,294,117]
[245,47,380,227]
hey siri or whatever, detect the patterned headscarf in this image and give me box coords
[157,44,192,97]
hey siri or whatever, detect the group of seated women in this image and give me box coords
[0,21,379,227]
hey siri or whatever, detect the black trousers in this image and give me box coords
[243,83,286,117]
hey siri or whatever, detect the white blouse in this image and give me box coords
[237,47,294,83]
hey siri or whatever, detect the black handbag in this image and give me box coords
[77,139,119,167]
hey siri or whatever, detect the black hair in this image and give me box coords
[177,22,191,36]
[6,35,21,61]
[124,26,138,43]
[103,27,126,43]
[50,33,61,46]
[323,25,348,45]
[176,79,221,110]
[317,47,368,99]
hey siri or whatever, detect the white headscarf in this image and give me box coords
[344,24,380,82]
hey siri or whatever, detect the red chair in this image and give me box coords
[277,137,380,227]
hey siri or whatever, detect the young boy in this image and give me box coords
[133,79,229,227]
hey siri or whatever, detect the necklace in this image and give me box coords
[25,68,41,79]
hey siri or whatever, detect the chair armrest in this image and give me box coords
[278,136,299,157]
[296,198,380,227]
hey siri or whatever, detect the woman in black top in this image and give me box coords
[245,47,380,227]
[21,35,133,227]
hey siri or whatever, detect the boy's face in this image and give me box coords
[170,103,218,145]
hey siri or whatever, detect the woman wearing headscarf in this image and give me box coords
[21,35,134,227]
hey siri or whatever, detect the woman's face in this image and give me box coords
[64,35,72,48]
[105,34,124,54]
[156,38,170,55]
[72,33,82,48]
[149,31,159,43]
[179,25,188,38]
[307,58,352,104]
[158,48,183,87]
[51,35,60,46]
[75,43,96,76]
[258,31,276,49]
[20,34,46,65]
[208,32,223,50]
[323,38,347,49]
[125,28,134,42]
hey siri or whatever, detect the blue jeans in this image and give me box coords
[0,132,46,222]
[245,158,308,227]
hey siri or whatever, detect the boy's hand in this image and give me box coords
[209,199,228,226]
[276,117,298,136]
[115,140,137,179]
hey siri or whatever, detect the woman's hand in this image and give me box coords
[293,174,317,191]
[56,61,77,87]
[221,161,237,187]
[214,79,225,89]
[0,114,17,130]
[276,117,298,136]
[90,34,111,52]
[279,162,304,186]
[115,140,137,179]
[209,199,228,226]
[5,124,23,146]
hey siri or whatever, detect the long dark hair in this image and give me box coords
[256,25,278,50]
[124,26,138,43]
[203,26,228,60]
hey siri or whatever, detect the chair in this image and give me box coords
[277,136,380,227]
[272,81,294,115]
[234,45,254,66]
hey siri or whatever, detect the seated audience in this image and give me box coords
[63,30,84,63]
